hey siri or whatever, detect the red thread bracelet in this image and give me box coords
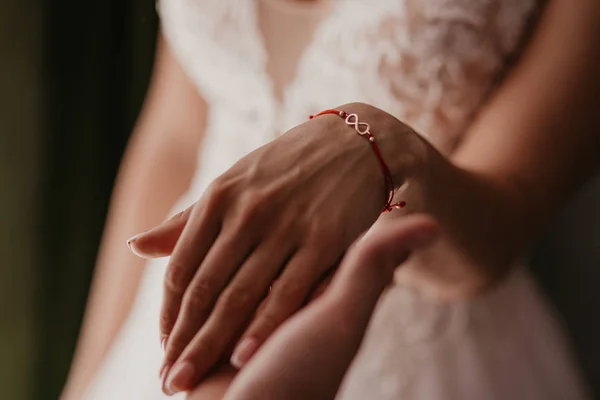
[309,109,406,212]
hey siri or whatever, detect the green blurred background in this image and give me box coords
[0,1,599,399]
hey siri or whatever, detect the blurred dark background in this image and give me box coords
[0,1,598,400]
[1,0,157,398]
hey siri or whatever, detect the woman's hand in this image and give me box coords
[221,215,438,400]
[128,102,427,395]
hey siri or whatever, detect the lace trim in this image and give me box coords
[158,0,536,153]
[281,0,536,152]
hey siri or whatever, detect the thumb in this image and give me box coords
[126,205,194,258]
[323,214,439,338]
[223,215,437,400]
[335,214,438,300]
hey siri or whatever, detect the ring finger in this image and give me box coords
[162,236,295,394]
[161,225,255,375]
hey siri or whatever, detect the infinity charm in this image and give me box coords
[344,113,371,136]
[308,108,406,212]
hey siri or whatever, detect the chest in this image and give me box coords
[159,0,537,153]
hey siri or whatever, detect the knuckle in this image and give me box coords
[236,195,267,227]
[218,230,241,251]
[183,278,218,315]
[218,285,254,315]
[165,336,188,362]
[273,279,306,306]
[204,177,230,210]
[254,312,280,337]
[164,263,190,296]
[193,336,218,361]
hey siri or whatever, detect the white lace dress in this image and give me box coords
[83,0,589,398]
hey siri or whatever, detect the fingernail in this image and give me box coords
[160,335,168,353]
[126,233,140,249]
[164,361,194,395]
[126,233,150,258]
[231,337,258,369]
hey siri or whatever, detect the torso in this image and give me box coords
[257,0,327,103]
[157,0,539,196]
[83,2,588,399]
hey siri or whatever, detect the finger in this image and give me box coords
[162,238,294,395]
[161,226,255,374]
[223,216,438,400]
[159,192,224,345]
[127,205,194,259]
[307,269,335,302]
[231,246,335,369]
[224,294,356,400]
[332,215,438,312]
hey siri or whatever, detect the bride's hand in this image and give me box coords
[128,102,427,395]
[221,216,438,400]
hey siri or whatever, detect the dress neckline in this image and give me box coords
[252,0,333,121]
[259,0,329,15]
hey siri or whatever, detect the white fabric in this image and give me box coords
[83,1,590,399]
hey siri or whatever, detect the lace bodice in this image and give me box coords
[82,3,590,399]
[158,0,537,164]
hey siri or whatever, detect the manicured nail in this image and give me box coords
[126,234,140,251]
[164,361,194,395]
[126,233,139,248]
[126,233,151,258]
[231,337,259,369]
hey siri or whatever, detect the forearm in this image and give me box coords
[61,36,207,398]
[383,0,600,294]
[61,131,196,398]
[415,146,541,279]
[364,135,538,297]
[380,126,595,296]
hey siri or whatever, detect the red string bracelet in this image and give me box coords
[309,109,406,212]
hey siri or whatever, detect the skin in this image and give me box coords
[63,0,600,398]
[129,0,600,397]
[60,37,207,400]
[182,216,438,400]
[143,103,426,394]
[223,216,438,400]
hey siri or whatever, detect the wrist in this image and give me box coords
[422,153,534,273]
[308,102,430,212]
[338,102,431,189]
